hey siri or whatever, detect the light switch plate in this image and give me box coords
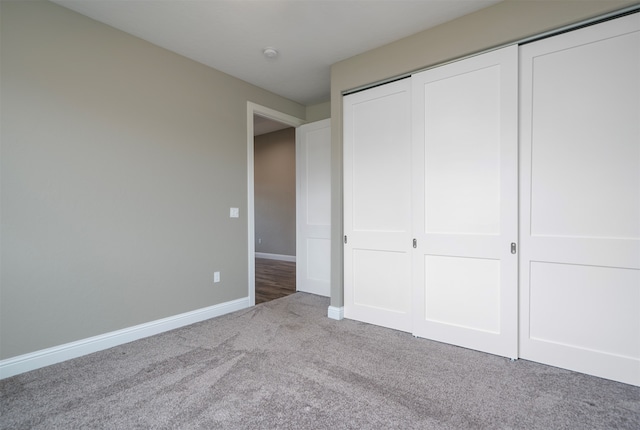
[230,207,239,218]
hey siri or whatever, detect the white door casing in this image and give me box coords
[343,78,413,332]
[411,45,519,358]
[296,119,331,297]
[519,13,640,386]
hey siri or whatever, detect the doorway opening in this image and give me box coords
[254,116,296,303]
[246,103,304,306]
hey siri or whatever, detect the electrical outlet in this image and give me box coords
[230,207,239,218]
[258,238,262,244]
[214,271,220,283]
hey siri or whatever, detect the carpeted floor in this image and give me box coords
[1,292,639,429]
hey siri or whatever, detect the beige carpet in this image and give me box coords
[1,292,639,429]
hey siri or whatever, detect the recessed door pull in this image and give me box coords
[413,238,417,248]
[511,242,517,254]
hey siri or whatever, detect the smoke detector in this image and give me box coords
[263,47,279,59]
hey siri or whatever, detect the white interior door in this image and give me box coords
[296,119,331,297]
[519,13,640,386]
[411,46,519,358]
[343,79,413,332]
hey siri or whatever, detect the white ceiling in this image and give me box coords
[52,0,501,106]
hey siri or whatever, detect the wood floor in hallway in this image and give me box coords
[255,258,296,304]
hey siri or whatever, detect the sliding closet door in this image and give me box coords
[520,14,640,386]
[343,79,413,332]
[412,46,518,358]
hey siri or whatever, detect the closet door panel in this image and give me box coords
[352,249,411,314]
[527,32,639,240]
[520,13,640,386]
[528,262,640,359]
[412,45,518,358]
[343,79,413,332]
[424,64,501,235]
[425,255,501,333]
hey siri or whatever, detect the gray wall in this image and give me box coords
[329,0,639,308]
[305,102,330,123]
[254,128,296,257]
[0,0,305,359]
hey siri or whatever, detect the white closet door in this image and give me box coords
[296,119,331,297]
[343,79,413,332]
[520,14,640,386]
[412,46,518,358]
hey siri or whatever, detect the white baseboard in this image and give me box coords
[255,252,296,262]
[327,306,344,320]
[0,296,251,380]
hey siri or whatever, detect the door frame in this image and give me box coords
[247,102,304,305]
